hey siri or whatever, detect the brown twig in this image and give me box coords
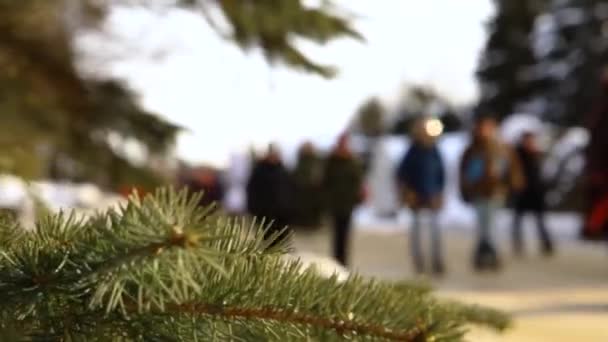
[151,302,428,341]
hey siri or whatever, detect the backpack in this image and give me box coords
[465,154,509,184]
[464,156,485,184]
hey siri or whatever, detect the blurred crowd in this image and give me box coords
[178,113,566,277]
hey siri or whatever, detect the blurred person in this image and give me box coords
[292,142,325,228]
[460,115,524,271]
[512,131,554,257]
[246,144,293,248]
[323,134,364,266]
[186,167,224,209]
[582,75,608,241]
[396,117,446,275]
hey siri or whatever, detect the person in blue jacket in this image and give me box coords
[396,117,446,275]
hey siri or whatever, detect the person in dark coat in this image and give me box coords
[323,134,364,266]
[582,75,608,241]
[396,117,446,275]
[246,144,293,248]
[459,115,524,271]
[512,132,554,257]
[292,142,324,228]
[185,167,224,209]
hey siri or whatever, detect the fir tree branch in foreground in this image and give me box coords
[0,188,510,341]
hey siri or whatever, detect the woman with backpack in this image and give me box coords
[460,115,524,271]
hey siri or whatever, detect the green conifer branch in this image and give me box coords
[135,301,427,341]
[0,188,510,341]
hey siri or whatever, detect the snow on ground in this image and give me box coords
[0,175,125,228]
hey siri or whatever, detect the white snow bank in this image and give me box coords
[0,175,125,228]
[283,252,350,282]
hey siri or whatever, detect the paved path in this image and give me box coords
[293,227,608,341]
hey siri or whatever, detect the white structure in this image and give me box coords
[223,153,252,214]
[367,138,400,217]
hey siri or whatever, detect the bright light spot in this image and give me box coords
[425,119,444,137]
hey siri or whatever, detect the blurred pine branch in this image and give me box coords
[0,0,360,187]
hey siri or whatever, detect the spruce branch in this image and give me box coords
[138,301,427,341]
[0,188,510,341]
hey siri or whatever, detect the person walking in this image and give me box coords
[246,144,293,248]
[323,134,364,266]
[512,131,554,257]
[396,117,446,275]
[460,115,524,271]
[184,167,224,209]
[582,74,608,241]
[291,142,325,228]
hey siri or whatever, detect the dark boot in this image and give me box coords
[413,261,425,275]
[536,211,555,258]
[432,261,445,276]
[474,240,501,272]
[512,211,524,258]
[541,242,555,257]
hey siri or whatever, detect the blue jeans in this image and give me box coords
[473,199,502,265]
[410,209,443,273]
[474,200,499,244]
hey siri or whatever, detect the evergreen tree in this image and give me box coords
[355,98,387,138]
[531,0,607,126]
[479,0,608,239]
[478,0,608,238]
[0,0,360,187]
[390,85,461,135]
[0,189,509,341]
[476,0,542,120]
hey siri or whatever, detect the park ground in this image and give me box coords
[293,224,608,341]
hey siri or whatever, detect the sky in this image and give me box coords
[89,0,494,167]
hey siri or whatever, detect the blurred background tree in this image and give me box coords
[354,97,386,138]
[0,0,359,190]
[476,0,542,120]
[530,0,607,126]
[478,0,608,236]
[391,84,465,135]
[478,0,608,126]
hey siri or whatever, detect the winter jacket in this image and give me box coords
[246,159,293,225]
[459,138,524,203]
[292,153,325,227]
[514,145,546,211]
[396,143,445,202]
[185,170,224,208]
[323,153,364,217]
